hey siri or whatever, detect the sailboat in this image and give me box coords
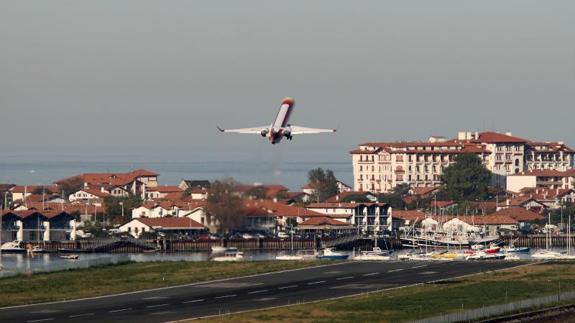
[531,213,575,260]
[353,236,392,261]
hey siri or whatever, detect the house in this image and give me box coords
[178,180,211,191]
[144,186,183,200]
[324,191,377,203]
[336,180,353,193]
[69,187,111,203]
[306,202,391,233]
[119,217,205,239]
[507,169,575,192]
[388,210,427,230]
[443,215,519,237]
[0,210,78,241]
[131,200,208,224]
[235,184,289,200]
[59,169,159,199]
[10,185,59,202]
[510,188,575,209]
[298,216,354,232]
[503,196,547,214]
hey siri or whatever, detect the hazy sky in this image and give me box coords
[1,1,574,163]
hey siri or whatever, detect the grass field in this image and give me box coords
[0,260,329,307]
[196,263,575,323]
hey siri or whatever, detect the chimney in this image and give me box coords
[335,195,339,201]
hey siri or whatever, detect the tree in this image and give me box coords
[378,193,406,209]
[206,178,245,234]
[104,196,142,224]
[307,168,338,202]
[246,186,267,199]
[341,194,372,203]
[56,176,85,198]
[440,154,492,202]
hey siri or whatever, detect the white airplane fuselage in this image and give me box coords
[267,98,295,144]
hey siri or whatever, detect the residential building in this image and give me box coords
[507,169,575,192]
[0,210,77,241]
[306,202,391,233]
[58,169,159,199]
[119,217,205,239]
[178,180,211,191]
[10,185,59,202]
[352,131,574,193]
[144,186,183,200]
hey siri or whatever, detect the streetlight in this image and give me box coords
[119,202,124,219]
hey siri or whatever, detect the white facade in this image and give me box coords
[353,131,575,193]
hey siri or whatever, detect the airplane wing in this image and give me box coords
[217,126,269,134]
[289,125,337,135]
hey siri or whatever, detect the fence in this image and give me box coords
[411,290,575,323]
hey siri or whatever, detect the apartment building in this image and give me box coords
[352,131,574,193]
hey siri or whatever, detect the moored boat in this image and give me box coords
[275,249,317,261]
[0,241,26,253]
[317,248,349,260]
[59,254,79,260]
[212,250,244,262]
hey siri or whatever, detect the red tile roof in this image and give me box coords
[475,132,528,143]
[300,216,349,226]
[147,186,182,193]
[135,217,204,229]
[10,185,59,194]
[242,200,325,218]
[490,207,544,222]
[392,210,427,221]
[411,186,439,196]
[78,188,111,198]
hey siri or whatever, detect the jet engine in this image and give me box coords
[283,130,292,140]
[260,129,269,137]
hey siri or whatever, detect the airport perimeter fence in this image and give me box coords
[410,289,575,323]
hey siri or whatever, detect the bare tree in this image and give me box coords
[206,178,245,234]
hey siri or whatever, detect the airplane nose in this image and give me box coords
[282,97,294,106]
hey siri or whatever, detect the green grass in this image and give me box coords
[199,263,575,323]
[0,260,330,307]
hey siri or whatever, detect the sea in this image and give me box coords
[0,160,352,191]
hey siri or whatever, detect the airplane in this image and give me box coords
[217,97,336,144]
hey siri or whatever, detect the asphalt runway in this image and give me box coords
[0,260,524,323]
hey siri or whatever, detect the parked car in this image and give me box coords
[277,231,289,239]
[241,233,254,240]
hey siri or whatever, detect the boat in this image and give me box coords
[275,249,317,261]
[531,250,565,260]
[353,247,392,261]
[504,254,521,261]
[211,246,238,253]
[317,248,349,260]
[212,250,244,262]
[430,251,460,261]
[59,254,79,260]
[484,246,500,254]
[0,241,26,253]
[503,246,530,253]
[465,252,505,260]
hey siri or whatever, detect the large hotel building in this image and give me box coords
[351,131,574,193]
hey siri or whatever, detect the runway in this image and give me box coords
[0,260,524,323]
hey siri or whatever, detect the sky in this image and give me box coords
[1,1,575,164]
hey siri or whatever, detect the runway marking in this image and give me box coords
[307,280,326,285]
[215,294,237,299]
[31,310,60,314]
[388,268,404,273]
[146,304,169,309]
[151,311,177,315]
[142,296,168,300]
[27,319,54,323]
[199,282,262,288]
[324,270,343,274]
[412,265,427,269]
[363,272,380,277]
[109,308,132,313]
[69,313,94,318]
[256,297,277,301]
[248,289,269,295]
[420,271,439,275]
[183,299,205,304]
[278,285,298,290]
[336,276,354,280]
